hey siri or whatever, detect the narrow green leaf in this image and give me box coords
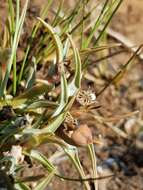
[83,0,109,48]
[52,0,64,26]
[94,0,123,46]
[0,0,29,96]
[52,73,68,117]
[88,144,98,190]
[25,57,37,90]
[34,170,55,190]
[12,0,20,95]
[66,34,82,96]
[15,83,53,101]
[15,183,31,190]
[37,17,64,64]
[30,150,55,172]
[42,112,66,133]
[65,148,91,190]
[8,0,15,36]
[18,0,53,84]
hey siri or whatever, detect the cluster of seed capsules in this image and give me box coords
[61,89,99,147]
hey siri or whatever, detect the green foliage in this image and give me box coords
[1,0,139,189]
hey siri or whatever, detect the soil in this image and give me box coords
[0,0,143,190]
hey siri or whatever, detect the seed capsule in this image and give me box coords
[71,124,93,146]
[64,112,78,131]
[76,90,96,106]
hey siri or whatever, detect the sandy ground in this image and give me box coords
[111,0,143,45]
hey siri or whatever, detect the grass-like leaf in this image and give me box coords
[66,33,82,96]
[0,0,29,96]
[88,144,98,190]
[65,147,91,190]
[18,0,53,84]
[37,17,64,64]
[15,183,31,190]
[34,170,55,190]
[30,150,55,172]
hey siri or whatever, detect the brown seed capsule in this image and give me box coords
[64,112,78,131]
[71,124,93,146]
[76,90,96,106]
